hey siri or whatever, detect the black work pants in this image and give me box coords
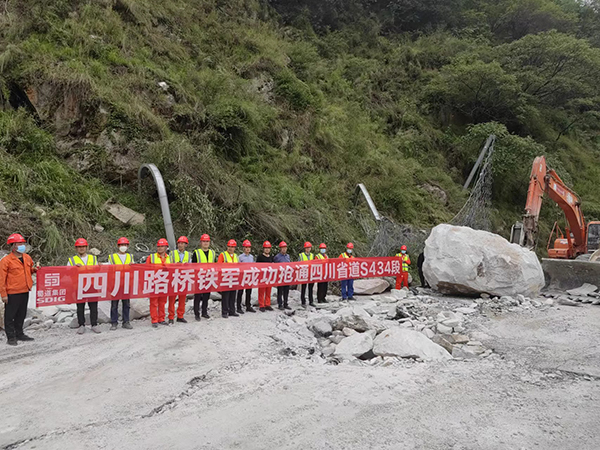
[236,289,252,309]
[194,293,210,317]
[77,302,98,327]
[4,292,29,339]
[220,291,237,316]
[111,299,130,323]
[301,283,314,305]
[277,286,290,308]
[317,282,328,303]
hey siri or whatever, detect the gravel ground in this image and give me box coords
[0,294,598,450]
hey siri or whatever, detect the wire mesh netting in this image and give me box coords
[449,144,494,231]
[354,137,495,257]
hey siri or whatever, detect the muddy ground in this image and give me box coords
[0,293,599,450]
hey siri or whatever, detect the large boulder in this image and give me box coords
[353,278,390,295]
[334,332,374,359]
[373,327,452,361]
[423,224,544,297]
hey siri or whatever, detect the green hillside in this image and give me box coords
[1,0,599,263]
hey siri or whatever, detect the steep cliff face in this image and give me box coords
[1,0,599,263]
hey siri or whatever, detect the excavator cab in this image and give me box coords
[587,222,600,252]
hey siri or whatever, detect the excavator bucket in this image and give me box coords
[542,257,600,291]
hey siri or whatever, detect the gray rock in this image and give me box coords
[423,224,545,297]
[329,335,344,345]
[105,202,145,226]
[567,283,598,296]
[421,328,435,339]
[353,278,390,295]
[373,327,452,361]
[516,294,526,303]
[322,345,336,357]
[342,327,357,337]
[94,224,105,233]
[437,311,462,328]
[23,318,32,329]
[436,323,453,335]
[333,306,372,332]
[43,319,54,328]
[130,298,150,319]
[361,301,380,316]
[0,199,7,214]
[334,332,374,359]
[431,335,454,354]
[312,320,333,337]
[89,247,102,257]
[55,311,74,323]
[390,289,408,300]
[452,345,480,359]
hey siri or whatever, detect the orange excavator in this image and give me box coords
[510,156,600,259]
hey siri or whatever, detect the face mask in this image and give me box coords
[320,249,326,254]
[347,249,353,254]
[119,246,128,253]
[401,250,406,254]
[16,245,26,254]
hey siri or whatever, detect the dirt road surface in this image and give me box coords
[1,297,599,450]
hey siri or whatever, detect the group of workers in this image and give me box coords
[0,232,411,346]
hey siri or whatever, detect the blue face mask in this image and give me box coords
[16,244,26,254]
[401,250,406,254]
[320,249,326,254]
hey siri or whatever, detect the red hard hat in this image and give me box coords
[75,238,88,247]
[177,236,189,244]
[319,243,327,249]
[227,239,237,247]
[7,233,26,245]
[346,242,354,249]
[400,245,407,251]
[200,234,211,242]
[263,241,272,248]
[304,241,312,248]
[117,237,130,245]
[279,241,287,247]
[242,239,251,247]
[157,238,169,247]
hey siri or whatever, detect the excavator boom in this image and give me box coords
[514,156,587,258]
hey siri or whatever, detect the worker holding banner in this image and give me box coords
[146,238,171,328]
[168,236,190,324]
[340,243,356,300]
[191,234,215,321]
[217,239,239,318]
[316,243,329,304]
[299,242,315,307]
[108,237,133,331]
[256,241,274,311]
[68,238,101,335]
[236,240,254,314]
[274,241,291,310]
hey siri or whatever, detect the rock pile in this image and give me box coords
[541,283,600,306]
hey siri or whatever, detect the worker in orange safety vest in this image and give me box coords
[146,238,171,328]
[395,245,411,289]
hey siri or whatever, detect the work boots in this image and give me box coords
[246,305,256,313]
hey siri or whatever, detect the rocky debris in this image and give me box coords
[105,202,145,226]
[353,278,390,295]
[312,320,333,337]
[390,288,409,300]
[567,283,598,296]
[94,224,105,233]
[0,199,7,214]
[334,332,374,359]
[373,328,451,361]
[424,224,545,297]
[89,248,102,256]
[332,306,373,332]
[557,297,581,307]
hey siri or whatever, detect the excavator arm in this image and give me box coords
[520,156,586,258]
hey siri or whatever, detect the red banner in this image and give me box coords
[35,257,401,306]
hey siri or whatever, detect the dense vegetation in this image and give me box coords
[1,0,599,263]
